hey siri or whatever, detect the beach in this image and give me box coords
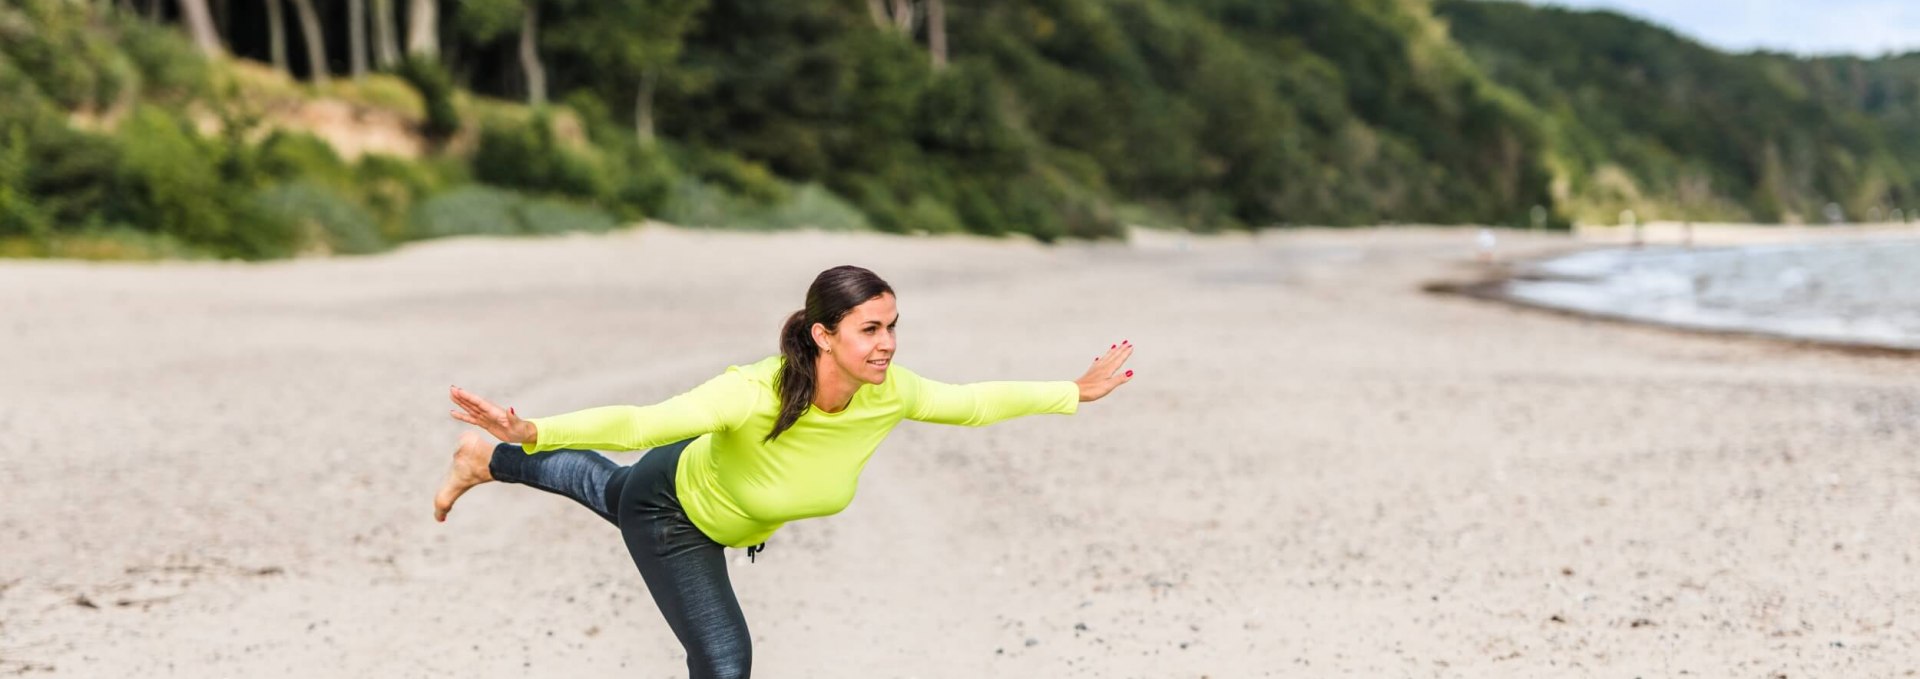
[3,225,1918,677]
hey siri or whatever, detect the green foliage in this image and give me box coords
[116,11,211,103]
[18,0,1920,263]
[0,126,50,239]
[396,56,461,140]
[1436,0,1919,224]
[453,0,525,44]
[660,180,868,231]
[0,0,137,111]
[472,112,610,201]
[357,153,449,240]
[257,130,353,186]
[252,181,386,254]
[116,106,294,258]
[410,184,621,239]
[411,185,524,238]
[516,197,620,235]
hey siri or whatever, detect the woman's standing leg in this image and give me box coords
[616,441,752,679]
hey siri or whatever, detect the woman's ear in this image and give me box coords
[811,322,832,352]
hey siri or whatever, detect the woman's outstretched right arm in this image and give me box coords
[449,368,761,453]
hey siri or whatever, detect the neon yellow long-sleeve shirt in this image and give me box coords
[521,356,1078,547]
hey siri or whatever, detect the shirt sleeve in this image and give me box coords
[895,364,1078,427]
[520,367,762,454]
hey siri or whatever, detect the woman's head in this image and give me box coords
[770,266,896,441]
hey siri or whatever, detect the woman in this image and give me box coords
[431,265,1134,678]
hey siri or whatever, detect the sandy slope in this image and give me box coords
[2,225,1917,677]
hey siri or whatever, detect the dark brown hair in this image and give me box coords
[768,265,894,442]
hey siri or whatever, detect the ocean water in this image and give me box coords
[1501,238,1920,350]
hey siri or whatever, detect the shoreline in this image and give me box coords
[1429,228,1920,358]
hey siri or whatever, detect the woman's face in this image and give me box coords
[816,292,898,385]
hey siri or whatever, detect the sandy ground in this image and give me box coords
[3,225,1918,677]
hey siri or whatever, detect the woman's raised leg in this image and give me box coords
[433,431,626,526]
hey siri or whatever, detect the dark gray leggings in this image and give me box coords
[488,440,751,679]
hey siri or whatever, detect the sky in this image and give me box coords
[1529,0,1920,56]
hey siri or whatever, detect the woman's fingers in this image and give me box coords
[450,386,504,421]
[1099,344,1133,377]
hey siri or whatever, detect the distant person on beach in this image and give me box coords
[431,265,1135,678]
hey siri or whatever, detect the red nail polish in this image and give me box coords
[1110,344,1116,349]
[509,407,517,416]
[1125,370,1133,377]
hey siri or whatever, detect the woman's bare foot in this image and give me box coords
[434,432,496,522]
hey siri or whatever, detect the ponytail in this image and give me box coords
[768,309,818,442]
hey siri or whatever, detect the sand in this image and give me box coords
[2,225,1917,677]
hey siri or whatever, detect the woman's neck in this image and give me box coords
[811,354,859,413]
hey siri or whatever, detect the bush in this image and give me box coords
[395,56,460,140]
[679,149,789,205]
[13,108,121,226]
[660,179,868,231]
[357,153,447,240]
[115,10,209,103]
[0,51,48,111]
[900,195,964,234]
[606,142,681,219]
[411,185,523,238]
[116,106,298,258]
[472,112,609,201]
[410,184,621,240]
[252,181,386,255]
[256,130,351,186]
[0,127,50,239]
[517,198,619,235]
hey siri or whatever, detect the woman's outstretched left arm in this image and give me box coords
[902,340,1135,426]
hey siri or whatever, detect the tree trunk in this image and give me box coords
[371,0,400,68]
[266,0,289,74]
[348,0,368,78]
[927,0,945,70]
[176,0,223,55]
[889,0,912,33]
[288,0,330,85]
[406,0,437,57]
[518,2,547,105]
[635,68,656,145]
[865,0,887,29]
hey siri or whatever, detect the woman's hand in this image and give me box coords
[449,386,538,445]
[1075,340,1136,403]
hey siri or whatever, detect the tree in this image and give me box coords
[266,0,290,74]
[548,0,706,142]
[406,0,436,56]
[519,2,546,105]
[452,0,542,104]
[927,0,945,70]
[288,0,329,84]
[176,0,224,56]
[371,0,401,68]
[348,0,368,77]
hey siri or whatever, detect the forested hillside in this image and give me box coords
[3,0,1916,259]
[1438,0,1920,224]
